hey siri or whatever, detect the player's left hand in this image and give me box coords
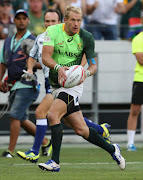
[22,70,36,81]
[78,70,86,85]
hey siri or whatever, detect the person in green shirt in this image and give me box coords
[120,0,143,40]
[37,6,125,172]
[28,0,45,36]
[127,12,143,151]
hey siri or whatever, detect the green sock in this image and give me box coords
[86,127,114,155]
[51,123,63,164]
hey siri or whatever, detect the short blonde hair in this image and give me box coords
[64,6,82,19]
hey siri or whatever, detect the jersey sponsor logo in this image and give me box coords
[44,31,51,42]
[67,37,73,42]
[77,43,83,51]
[54,49,78,58]
[56,41,64,47]
[44,36,51,42]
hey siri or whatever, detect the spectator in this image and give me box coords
[120,0,143,40]
[0,0,15,39]
[44,0,58,9]
[86,0,126,40]
[44,0,66,19]
[11,0,29,12]
[28,0,45,36]
[120,0,137,39]
[127,0,143,40]
[0,9,49,157]
[65,0,87,29]
[127,12,143,151]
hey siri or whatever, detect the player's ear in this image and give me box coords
[28,20,30,24]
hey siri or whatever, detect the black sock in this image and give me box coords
[51,123,63,164]
[86,127,115,155]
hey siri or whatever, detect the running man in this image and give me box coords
[37,6,125,172]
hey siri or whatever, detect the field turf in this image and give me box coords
[0,145,143,180]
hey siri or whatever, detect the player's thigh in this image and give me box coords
[65,111,88,132]
[36,94,53,116]
[48,98,67,125]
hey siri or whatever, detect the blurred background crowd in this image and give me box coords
[0,0,143,40]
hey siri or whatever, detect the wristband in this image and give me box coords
[85,70,90,77]
[54,64,62,72]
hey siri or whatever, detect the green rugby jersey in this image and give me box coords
[132,32,143,82]
[43,23,96,87]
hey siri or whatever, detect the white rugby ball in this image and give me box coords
[59,65,84,88]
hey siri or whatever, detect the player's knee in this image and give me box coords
[47,111,60,125]
[74,126,86,137]
[35,107,46,119]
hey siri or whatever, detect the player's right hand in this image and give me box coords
[58,66,69,83]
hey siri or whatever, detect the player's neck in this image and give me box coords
[64,27,74,36]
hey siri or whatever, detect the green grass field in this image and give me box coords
[0,145,143,180]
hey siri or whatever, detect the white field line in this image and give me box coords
[0,162,142,166]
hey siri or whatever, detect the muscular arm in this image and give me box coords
[86,57,97,76]
[27,57,37,74]
[80,54,87,67]
[42,45,57,69]
[35,62,42,69]
[134,52,143,65]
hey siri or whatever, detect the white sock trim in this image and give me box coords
[36,119,47,126]
[127,130,136,146]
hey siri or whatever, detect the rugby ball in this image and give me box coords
[59,65,84,88]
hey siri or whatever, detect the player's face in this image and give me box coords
[14,14,29,31]
[44,12,60,28]
[64,11,82,36]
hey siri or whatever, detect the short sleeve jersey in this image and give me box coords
[43,23,96,86]
[29,32,49,78]
[132,32,143,82]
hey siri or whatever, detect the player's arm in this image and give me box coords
[42,45,56,69]
[134,52,143,65]
[86,57,97,76]
[27,57,37,74]
[132,34,143,65]
[42,45,69,80]
[27,37,42,73]
[80,54,87,67]
[84,33,97,78]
